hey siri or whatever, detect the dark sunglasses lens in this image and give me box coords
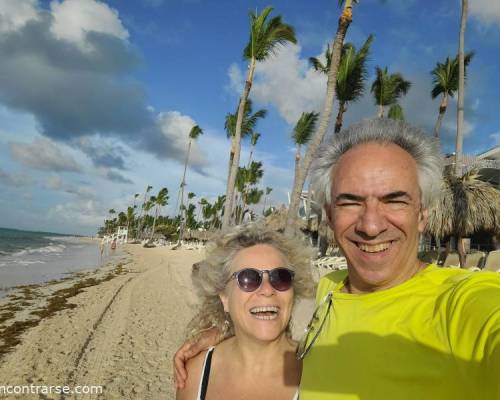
[270,268,294,291]
[237,269,261,292]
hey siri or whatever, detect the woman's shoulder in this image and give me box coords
[176,348,214,400]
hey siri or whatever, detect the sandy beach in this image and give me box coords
[0,244,315,399]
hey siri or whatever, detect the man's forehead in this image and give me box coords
[330,142,419,194]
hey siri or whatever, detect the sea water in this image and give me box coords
[0,227,104,297]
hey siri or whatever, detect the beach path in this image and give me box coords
[0,245,203,399]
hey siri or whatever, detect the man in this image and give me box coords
[175,118,500,399]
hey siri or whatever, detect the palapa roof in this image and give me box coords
[426,171,500,238]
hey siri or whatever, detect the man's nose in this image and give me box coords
[355,200,388,237]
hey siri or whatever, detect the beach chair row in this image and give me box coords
[422,250,500,272]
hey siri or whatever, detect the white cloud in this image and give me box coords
[0,0,39,33]
[228,44,327,125]
[9,137,83,172]
[50,0,129,50]
[157,111,207,168]
[226,63,244,94]
[490,131,500,145]
[47,198,105,229]
[470,0,500,26]
[46,174,64,190]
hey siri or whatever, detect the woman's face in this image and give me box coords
[219,244,294,343]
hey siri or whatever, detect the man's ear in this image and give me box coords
[219,292,229,313]
[418,208,428,233]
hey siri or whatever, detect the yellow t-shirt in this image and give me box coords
[300,264,500,400]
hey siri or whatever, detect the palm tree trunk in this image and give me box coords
[178,141,192,216]
[457,235,466,267]
[334,102,347,133]
[150,206,159,241]
[222,58,256,229]
[284,2,353,237]
[434,94,448,139]
[378,104,384,118]
[455,0,467,176]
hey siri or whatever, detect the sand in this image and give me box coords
[0,244,315,399]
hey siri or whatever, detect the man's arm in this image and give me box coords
[174,327,221,389]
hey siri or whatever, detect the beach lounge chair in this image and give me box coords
[419,250,440,264]
[464,252,485,270]
[483,250,500,273]
[443,252,460,268]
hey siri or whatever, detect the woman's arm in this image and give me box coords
[175,349,208,400]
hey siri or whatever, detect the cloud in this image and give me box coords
[470,0,500,26]
[96,167,133,184]
[0,0,39,33]
[47,198,105,229]
[45,174,64,190]
[491,132,500,145]
[239,44,327,125]
[0,0,206,168]
[157,111,207,169]
[50,0,129,50]
[0,168,32,187]
[9,137,83,172]
[77,136,128,169]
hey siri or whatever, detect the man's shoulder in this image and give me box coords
[317,270,348,296]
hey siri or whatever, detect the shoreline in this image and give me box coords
[0,244,314,399]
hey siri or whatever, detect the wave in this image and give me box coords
[12,244,66,257]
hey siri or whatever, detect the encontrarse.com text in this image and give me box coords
[0,385,103,396]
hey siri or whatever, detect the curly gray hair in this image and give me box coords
[310,118,443,209]
[186,223,315,340]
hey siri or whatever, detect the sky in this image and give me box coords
[0,0,499,235]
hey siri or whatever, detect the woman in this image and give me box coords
[176,224,313,400]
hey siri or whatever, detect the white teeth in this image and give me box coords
[249,306,279,320]
[357,242,391,253]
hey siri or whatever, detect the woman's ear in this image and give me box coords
[219,292,229,313]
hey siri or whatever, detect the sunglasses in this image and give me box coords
[228,268,295,292]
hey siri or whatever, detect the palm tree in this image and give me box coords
[284,0,357,237]
[150,188,168,241]
[371,66,411,118]
[225,100,267,191]
[455,0,469,265]
[136,185,153,237]
[309,34,373,133]
[262,186,273,215]
[126,206,135,239]
[222,6,296,229]
[292,112,319,194]
[247,132,261,167]
[388,104,405,121]
[431,52,473,139]
[177,125,203,216]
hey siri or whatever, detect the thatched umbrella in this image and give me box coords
[426,171,500,266]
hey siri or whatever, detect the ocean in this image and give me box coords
[0,227,105,297]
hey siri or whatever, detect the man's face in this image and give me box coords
[326,142,427,292]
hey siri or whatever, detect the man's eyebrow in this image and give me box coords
[335,193,365,202]
[381,191,412,201]
[334,191,412,203]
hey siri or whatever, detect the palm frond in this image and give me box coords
[292,111,319,145]
[189,125,203,139]
[430,51,474,99]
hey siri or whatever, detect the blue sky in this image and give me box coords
[0,0,499,235]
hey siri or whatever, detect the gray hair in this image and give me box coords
[311,118,443,209]
[186,223,314,340]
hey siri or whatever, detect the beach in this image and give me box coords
[0,244,315,399]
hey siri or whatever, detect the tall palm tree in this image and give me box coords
[284,0,357,237]
[150,188,168,241]
[136,185,152,239]
[387,104,405,121]
[455,0,469,266]
[225,100,266,187]
[178,125,203,216]
[309,34,373,133]
[223,6,296,229]
[431,52,473,139]
[247,132,261,167]
[126,206,135,239]
[262,186,273,215]
[371,66,411,118]
[292,112,319,194]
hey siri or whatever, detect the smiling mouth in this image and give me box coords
[355,241,395,253]
[249,306,280,320]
